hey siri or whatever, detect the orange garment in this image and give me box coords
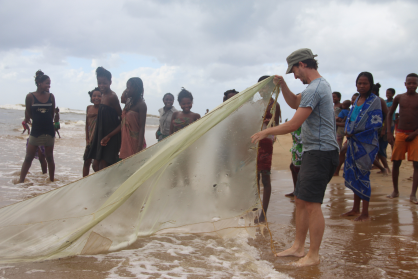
[391,132,418,162]
[119,110,146,159]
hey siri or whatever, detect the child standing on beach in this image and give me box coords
[102,77,147,159]
[19,70,56,183]
[54,107,61,138]
[156,93,177,141]
[387,73,418,204]
[170,88,201,134]
[83,88,101,177]
[21,120,30,135]
[87,67,122,170]
[256,75,280,223]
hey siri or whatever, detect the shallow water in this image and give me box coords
[1,108,417,278]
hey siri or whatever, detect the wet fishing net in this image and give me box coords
[0,77,278,263]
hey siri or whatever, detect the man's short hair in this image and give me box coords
[387,88,396,95]
[332,91,341,100]
[292,59,318,71]
[406,73,418,79]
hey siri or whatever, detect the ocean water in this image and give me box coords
[0,107,288,279]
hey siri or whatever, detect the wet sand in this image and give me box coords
[254,135,418,278]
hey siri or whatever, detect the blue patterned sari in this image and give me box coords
[344,94,382,201]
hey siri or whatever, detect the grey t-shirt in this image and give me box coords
[299,77,339,152]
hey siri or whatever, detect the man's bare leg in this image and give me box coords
[341,194,361,216]
[333,143,347,176]
[275,197,307,257]
[258,172,271,223]
[377,155,391,174]
[410,162,418,204]
[292,201,324,266]
[285,164,298,197]
[388,160,401,198]
[374,158,388,175]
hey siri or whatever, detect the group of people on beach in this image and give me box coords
[18,67,204,181]
[16,48,417,267]
[251,48,418,266]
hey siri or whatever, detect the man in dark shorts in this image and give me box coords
[251,48,339,266]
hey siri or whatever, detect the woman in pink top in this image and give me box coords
[102,78,147,159]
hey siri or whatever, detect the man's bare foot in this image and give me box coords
[285,192,295,197]
[410,196,418,204]
[340,210,360,217]
[377,168,389,175]
[256,216,266,224]
[386,192,399,199]
[275,247,305,257]
[354,214,370,222]
[407,176,413,181]
[290,255,320,267]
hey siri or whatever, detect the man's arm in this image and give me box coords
[273,75,301,109]
[387,96,400,145]
[251,107,312,143]
[380,97,388,136]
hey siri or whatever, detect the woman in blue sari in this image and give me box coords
[341,72,383,221]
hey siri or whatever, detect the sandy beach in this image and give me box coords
[260,135,418,278]
[0,107,417,278]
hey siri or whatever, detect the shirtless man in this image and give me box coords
[387,73,418,204]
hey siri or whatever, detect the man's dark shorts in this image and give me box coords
[378,136,388,158]
[295,149,339,204]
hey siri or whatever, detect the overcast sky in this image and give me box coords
[0,0,417,119]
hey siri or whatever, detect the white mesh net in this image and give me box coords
[0,77,277,263]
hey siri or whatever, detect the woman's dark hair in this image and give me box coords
[88,87,101,102]
[258,75,270,82]
[178,88,193,103]
[332,91,341,100]
[293,59,318,71]
[223,89,239,97]
[34,70,50,86]
[96,67,112,81]
[127,77,144,105]
[356,72,374,95]
[163,93,174,101]
[387,88,396,95]
[371,82,381,96]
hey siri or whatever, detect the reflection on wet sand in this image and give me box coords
[254,133,418,278]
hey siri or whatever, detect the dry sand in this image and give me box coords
[256,134,418,278]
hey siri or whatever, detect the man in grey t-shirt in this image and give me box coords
[251,48,339,266]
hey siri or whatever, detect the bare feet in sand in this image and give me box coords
[410,196,418,204]
[290,255,320,267]
[376,168,389,175]
[285,192,295,197]
[386,192,399,199]
[275,247,305,258]
[340,210,360,217]
[354,214,370,221]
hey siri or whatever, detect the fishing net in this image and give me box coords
[0,77,278,263]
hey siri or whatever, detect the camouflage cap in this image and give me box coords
[286,48,318,74]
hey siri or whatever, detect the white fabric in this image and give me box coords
[0,77,276,263]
